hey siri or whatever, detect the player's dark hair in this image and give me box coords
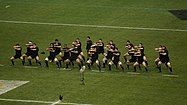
[127,40,130,43]
[55,39,58,41]
[87,36,90,39]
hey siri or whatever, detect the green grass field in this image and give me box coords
[0,0,187,105]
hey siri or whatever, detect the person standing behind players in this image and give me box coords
[86,36,93,53]
[10,43,22,65]
[75,38,86,62]
[53,39,62,56]
[96,39,105,55]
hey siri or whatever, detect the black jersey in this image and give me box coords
[70,47,79,61]
[48,47,56,60]
[30,46,39,58]
[159,49,170,63]
[53,42,61,54]
[97,42,104,54]
[14,45,22,59]
[62,47,70,60]
[126,43,134,50]
[139,46,145,55]
[89,48,98,62]
[112,51,120,64]
[76,41,82,53]
[15,46,22,56]
[26,46,32,56]
[86,40,93,51]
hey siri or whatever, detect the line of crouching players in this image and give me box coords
[10,36,173,74]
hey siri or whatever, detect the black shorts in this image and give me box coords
[137,56,144,64]
[129,56,136,63]
[160,57,170,64]
[61,56,69,61]
[14,54,21,59]
[98,50,104,54]
[30,54,38,59]
[70,54,79,61]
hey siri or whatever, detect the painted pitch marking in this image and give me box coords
[0,20,186,32]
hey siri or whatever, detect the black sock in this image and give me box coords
[87,64,91,69]
[66,64,68,69]
[45,60,49,67]
[22,60,25,66]
[158,66,161,72]
[145,61,148,66]
[134,66,136,72]
[82,56,85,61]
[169,67,173,73]
[28,60,32,65]
[109,64,111,71]
[138,65,141,70]
[98,64,101,71]
[120,65,124,71]
[71,62,74,66]
[11,60,14,65]
[127,65,129,70]
[78,64,81,69]
[56,62,60,68]
[103,63,105,68]
[38,61,41,66]
[59,60,62,68]
[145,67,148,72]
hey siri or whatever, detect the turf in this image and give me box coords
[0,0,187,105]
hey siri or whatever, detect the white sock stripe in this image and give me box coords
[0,20,186,32]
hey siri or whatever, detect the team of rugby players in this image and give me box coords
[10,36,173,74]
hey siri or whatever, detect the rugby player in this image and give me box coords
[102,40,115,68]
[69,42,83,69]
[45,43,60,69]
[53,39,62,56]
[155,46,173,73]
[60,44,71,69]
[75,38,85,62]
[86,44,101,71]
[20,41,33,65]
[96,39,105,55]
[86,36,93,53]
[133,47,148,72]
[108,47,124,71]
[124,40,134,63]
[27,43,41,66]
[10,43,22,65]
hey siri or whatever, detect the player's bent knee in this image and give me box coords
[54,58,58,62]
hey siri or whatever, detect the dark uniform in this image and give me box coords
[76,41,82,54]
[14,46,22,59]
[47,47,56,61]
[159,50,170,64]
[61,47,71,61]
[70,47,79,62]
[89,48,99,64]
[53,42,61,55]
[96,42,104,54]
[112,51,121,65]
[30,46,39,59]
[86,39,93,52]
[25,46,32,57]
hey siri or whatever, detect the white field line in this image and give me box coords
[0,98,92,105]
[0,80,29,95]
[51,100,61,105]
[0,20,186,32]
